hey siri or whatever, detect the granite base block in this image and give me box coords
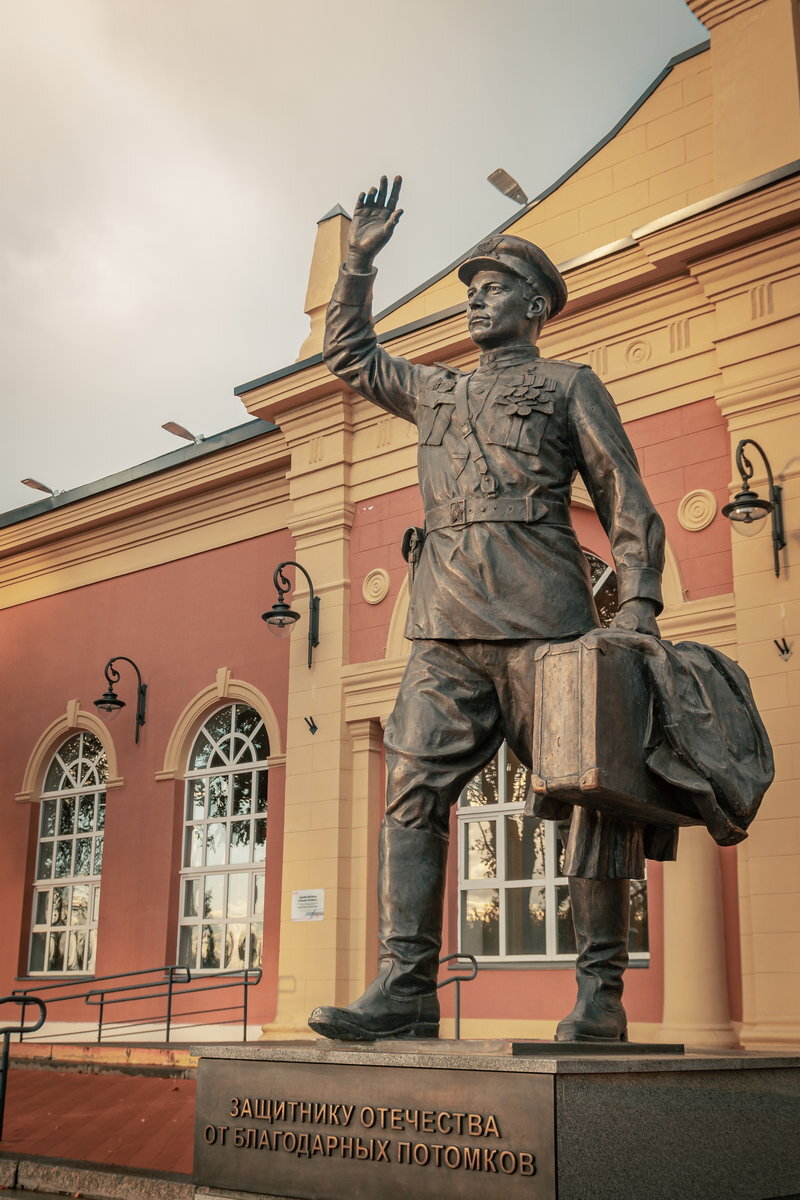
[192,1042,800,1200]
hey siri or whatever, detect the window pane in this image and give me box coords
[253,819,266,862]
[461,890,499,957]
[506,886,547,955]
[462,760,498,807]
[30,932,46,972]
[47,931,65,972]
[464,820,496,880]
[93,834,104,875]
[505,814,546,880]
[556,830,568,878]
[96,797,105,831]
[67,931,86,972]
[189,780,206,819]
[253,874,264,917]
[35,891,49,924]
[228,873,248,919]
[183,878,199,919]
[92,886,101,922]
[51,887,68,925]
[256,772,268,813]
[205,823,226,866]
[233,774,252,815]
[229,821,251,864]
[37,842,53,880]
[190,732,213,771]
[205,708,233,743]
[232,736,251,764]
[41,799,57,836]
[202,875,224,919]
[59,798,75,835]
[201,925,222,969]
[44,759,64,792]
[185,826,203,868]
[235,705,261,738]
[252,724,269,761]
[55,841,72,878]
[59,735,81,767]
[629,880,649,952]
[74,838,92,876]
[77,796,95,832]
[178,925,197,969]
[86,930,97,973]
[225,923,247,969]
[505,747,530,808]
[249,924,263,969]
[71,885,89,925]
[556,884,577,955]
[208,778,229,819]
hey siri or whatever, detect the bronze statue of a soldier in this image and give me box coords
[309,176,666,1043]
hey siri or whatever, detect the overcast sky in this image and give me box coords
[0,0,706,516]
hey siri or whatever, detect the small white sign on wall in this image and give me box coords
[291,889,325,922]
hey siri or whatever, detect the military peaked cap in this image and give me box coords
[457,234,568,319]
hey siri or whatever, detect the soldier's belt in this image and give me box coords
[426,495,570,532]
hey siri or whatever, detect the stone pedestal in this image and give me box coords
[193,1042,800,1200]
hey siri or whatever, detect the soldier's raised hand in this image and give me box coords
[346,176,403,272]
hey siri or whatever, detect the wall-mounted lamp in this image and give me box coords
[93,657,148,743]
[262,561,320,669]
[722,439,786,578]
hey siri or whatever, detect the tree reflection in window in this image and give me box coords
[178,704,269,972]
[30,732,106,974]
[457,550,649,961]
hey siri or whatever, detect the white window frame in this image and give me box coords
[177,703,269,973]
[29,732,107,975]
[456,552,649,965]
[459,742,577,962]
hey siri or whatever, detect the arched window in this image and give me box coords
[30,731,107,974]
[457,553,649,962]
[178,703,269,972]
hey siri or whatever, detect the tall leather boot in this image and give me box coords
[309,824,447,1041]
[555,876,630,1042]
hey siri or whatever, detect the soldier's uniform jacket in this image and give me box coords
[325,267,665,642]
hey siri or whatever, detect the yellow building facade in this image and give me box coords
[237,0,800,1049]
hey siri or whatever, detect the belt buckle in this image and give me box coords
[450,499,467,526]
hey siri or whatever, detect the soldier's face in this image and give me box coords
[465,270,542,348]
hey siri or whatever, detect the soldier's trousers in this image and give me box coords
[383,638,646,879]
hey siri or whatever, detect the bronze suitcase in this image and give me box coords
[529,635,701,827]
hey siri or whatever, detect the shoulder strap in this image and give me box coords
[451,374,499,497]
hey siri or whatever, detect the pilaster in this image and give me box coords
[687,0,800,190]
[686,209,800,1050]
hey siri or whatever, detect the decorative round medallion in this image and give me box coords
[678,489,717,531]
[625,339,652,366]
[362,568,390,605]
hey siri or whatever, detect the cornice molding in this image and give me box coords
[686,0,770,27]
[659,593,737,650]
[0,463,289,610]
[240,173,800,432]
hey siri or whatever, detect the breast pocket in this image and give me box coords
[485,395,555,456]
[417,397,454,446]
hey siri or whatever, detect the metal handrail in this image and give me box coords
[13,965,261,1044]
[1,995,46,1139]
[437,953,478,1040]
